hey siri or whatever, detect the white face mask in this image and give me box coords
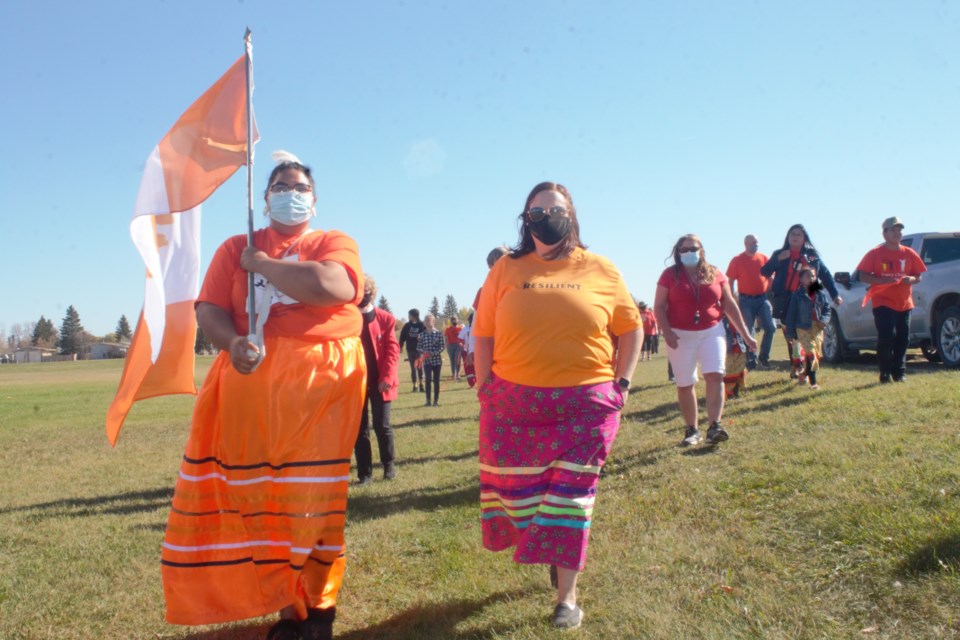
[680,251,700,266]
[267,191,314,225]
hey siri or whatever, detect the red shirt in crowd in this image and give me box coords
[657,266,728,331]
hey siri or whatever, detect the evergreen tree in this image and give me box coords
[377,295,392,314]
[195,325,213,355]
[442,294,459,320]
[31,316,58,348]
[57,306,86,355]
[115,314,132,342]
[429,296,440,318]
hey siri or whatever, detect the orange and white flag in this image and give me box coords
[106,55,258,446]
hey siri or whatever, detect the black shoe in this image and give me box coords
[266,619,302,640]
[424,400,432,407]
[893,374,907,383]
[412,385,418,393]
[355,476,372,486]
[879,373,892,384]
[384,464,396,480]
[706,421,729,444]
[419,384,425,392]
[300,607,335,640]
[756,358,770,370]
[680,426,701,447]
[433,400,440,407]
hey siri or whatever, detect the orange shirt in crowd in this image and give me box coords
[856,244,927,312]
[444,324,464,346]
[199,227,363,340]
[473,247,641,388]
[726,251,770,296]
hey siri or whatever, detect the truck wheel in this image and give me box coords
[935,305,960,368]
[823,315,847,364]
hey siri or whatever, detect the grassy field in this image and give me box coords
[1,346,959,639]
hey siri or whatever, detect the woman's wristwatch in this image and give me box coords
[617,377,631,391]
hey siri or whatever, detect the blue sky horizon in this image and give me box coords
[1,1,958,340]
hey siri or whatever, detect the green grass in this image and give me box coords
[1,347,959,639]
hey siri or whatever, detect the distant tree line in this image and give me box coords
[2,308,133,358]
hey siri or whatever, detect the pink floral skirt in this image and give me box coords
[478,375,624,571]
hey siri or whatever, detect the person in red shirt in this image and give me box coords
[856,217,926,383]
[654,234,757,448]
[444,316,464,380]
[637,301,658,361]
[353,274,400,485]
[726,234,774,369]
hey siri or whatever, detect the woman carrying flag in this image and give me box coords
[161,152,365,640]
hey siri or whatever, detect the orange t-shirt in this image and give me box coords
[198,227,364,340]
[473,248,641,387]
[856,244,926,311]
[726,252,770,296]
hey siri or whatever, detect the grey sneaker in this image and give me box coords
[706,422,729,444]
[680,426,701,447]
[552,603,583,629]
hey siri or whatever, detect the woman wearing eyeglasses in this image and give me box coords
[654,234,757,448]
[473,182,642,630]
[161,152,365,640]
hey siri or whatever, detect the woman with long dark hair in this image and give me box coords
[761,224,842,377]
[473,182,642,629]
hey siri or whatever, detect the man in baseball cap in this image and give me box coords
[856,216,926,383]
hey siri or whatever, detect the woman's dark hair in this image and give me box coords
[510,182,586,260]
[408,308,420,320]
[779,223,818,255]
[264,160,316,197]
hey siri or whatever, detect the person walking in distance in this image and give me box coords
[398,309,425,392]
[417,313,444,406]
[856,217,926,383]
[444,316,464,380]
[726,234,774,369]
[353,275,400,485]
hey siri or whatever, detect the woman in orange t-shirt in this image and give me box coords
[473,182,642,630]
[160,153,365,640]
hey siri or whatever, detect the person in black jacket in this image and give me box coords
[398,309,425,392]
[761,224,842,377]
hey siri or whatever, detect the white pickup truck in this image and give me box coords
[824,232,960,368]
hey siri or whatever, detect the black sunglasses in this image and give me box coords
[526,206,568,222]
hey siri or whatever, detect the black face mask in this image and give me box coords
[359,294,373,308]
[807,281,823,294]
[528,215,571,246]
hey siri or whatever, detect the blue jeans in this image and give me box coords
[738,294,776,366]
[873,306,911,378]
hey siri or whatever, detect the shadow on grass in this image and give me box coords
[0,486,172,519]
[175,589,532,640]
[402,449,479,466]
[347,480,478,523]
[898,533,960,575]
[337,589,533,640]
[393,415,473,429]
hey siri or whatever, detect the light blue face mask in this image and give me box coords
[680,251,700,266]
[267,191,314,225]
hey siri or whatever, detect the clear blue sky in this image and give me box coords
[2,1,958,339]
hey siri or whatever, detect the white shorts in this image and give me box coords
[667,322,726,387]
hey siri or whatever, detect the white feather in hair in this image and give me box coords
[272,150,302,165]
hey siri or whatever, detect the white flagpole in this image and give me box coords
[244,28,256,337]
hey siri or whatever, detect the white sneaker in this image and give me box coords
[552,603,583,629]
